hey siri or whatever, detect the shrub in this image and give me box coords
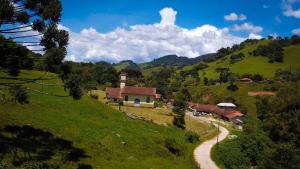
[165,138,186,156]
[230,52,245,64]
[9,85,29,104]
[185,131,200,143]
[227,81,239,91]
[90,93,98,100]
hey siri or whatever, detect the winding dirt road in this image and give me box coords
[194,123,229,169]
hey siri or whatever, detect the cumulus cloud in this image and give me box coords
[63,7,257,63]
[292,28,300,35]
[232,22,263,33]
[224,12,247,21]
[159,7,177,26]
[283,0,300,18]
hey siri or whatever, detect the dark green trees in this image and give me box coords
[172,99,187,129]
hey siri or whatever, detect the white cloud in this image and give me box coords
[283,0,300,18]
[232,22,263,33]
[159,7,177,26]
[248,33,263,39]
[292,28,300,35]
[224,12,247,21]
[63,7,258,63]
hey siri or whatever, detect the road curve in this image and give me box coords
[194,123,229,169]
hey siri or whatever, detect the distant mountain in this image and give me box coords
[113,60,141,71]
[140,53,216,69]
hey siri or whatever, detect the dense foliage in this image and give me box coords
[214,70,300,169]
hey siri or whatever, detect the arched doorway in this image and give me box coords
[134,98,140,107]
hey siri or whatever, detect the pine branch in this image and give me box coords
[1,29,33,33]
[15,41,40,44]
[0,24,32,32]
[8,34,42,39]
[24,44,42,47]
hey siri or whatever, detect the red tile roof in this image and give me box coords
[188,102,226,115]
[121,86,157,96]
[105,88,121,99]
[105,86,158,99]
[225,111,243,119]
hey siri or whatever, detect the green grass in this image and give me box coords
[211,129,244,169]
[93,90,217,140]
[0,70,200,169]
[192,43,300,80]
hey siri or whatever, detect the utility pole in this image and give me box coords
[216,117,220,145]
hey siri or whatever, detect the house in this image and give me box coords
[105,73,160,108]
[188,102,244,125]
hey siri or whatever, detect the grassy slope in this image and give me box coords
[183,43,300,115]
[184,42,300,80]
[0,70,199,169]
[95,90,217,139]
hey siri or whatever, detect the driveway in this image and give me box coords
[186,112,229,169]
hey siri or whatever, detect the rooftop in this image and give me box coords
[217,103,236,107]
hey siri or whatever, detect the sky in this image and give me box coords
[56,0,300,63]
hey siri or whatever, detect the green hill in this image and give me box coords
[0,70,199,169]
[113,60,141,72]
[140,54,216,77]
[181,41,300,115]
[183,42,300,80]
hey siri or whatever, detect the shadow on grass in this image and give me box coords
[0,125,92,168]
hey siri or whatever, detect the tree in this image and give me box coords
[0,0,67,75]
[227,80,239,91]
[172,99,187,129]
[218,69,230,83]
[64,74,83,100]
[43,48,67,73]
[204,77,208,86]
[9,85,29,104]
[93,62,118,86]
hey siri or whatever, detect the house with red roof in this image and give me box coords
[188,102,244,125]
[105,73,160,108]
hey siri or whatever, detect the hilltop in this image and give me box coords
[113,60,141,71]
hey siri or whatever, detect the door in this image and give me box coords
[134,99,140,107]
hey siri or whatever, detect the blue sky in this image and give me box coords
[57,0,300,63]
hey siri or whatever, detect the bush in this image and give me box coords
[90,93,98,100]
[165,138,186,156]
[230,52,245,64]
[227,81,239,91]
[20,161,55,169]
[9,85,29,104]
[185,131,200,143]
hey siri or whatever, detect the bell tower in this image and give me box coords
[120,73,127,88]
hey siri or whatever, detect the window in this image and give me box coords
[146,97,150,103]
[125,95,128,101]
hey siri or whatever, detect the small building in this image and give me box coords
[188,102,244,125]
[217,103,236,110]
[105,73,160,108]
[240,78,253,83]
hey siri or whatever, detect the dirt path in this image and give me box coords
[193,122,229,169]
[186,112,229,169]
